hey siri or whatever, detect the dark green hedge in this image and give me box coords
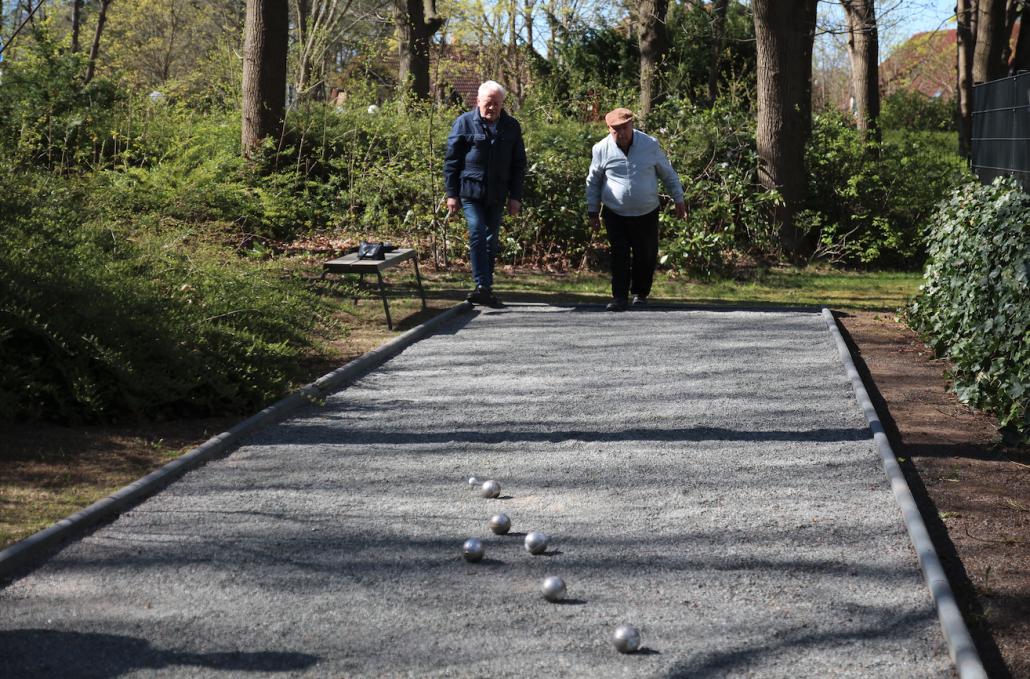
[908,178,1030,443]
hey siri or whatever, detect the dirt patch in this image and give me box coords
[836,310,1029,679]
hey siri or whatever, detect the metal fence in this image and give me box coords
[972,71,1030,191]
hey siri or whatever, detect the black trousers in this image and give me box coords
[602,206,659,300]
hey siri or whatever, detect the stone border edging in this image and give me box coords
[821,308,987,679]
[0,302,474,581]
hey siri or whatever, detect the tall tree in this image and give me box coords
[973,0,1008,82]
[1011,0,1030,74]
[752,0,818,259]
[840,0,880,142]
[241,0,289,155]
[84,0,113,83]
[71,0,82,52]
[637,0,669,122]
[957,0,976,157]
[394,0,445,99]
[706,0,729,106]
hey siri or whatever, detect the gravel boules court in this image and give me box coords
[0,305,955,677]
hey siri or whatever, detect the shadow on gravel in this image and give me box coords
[0,629,318,677]
[663,609,934,678]
[832,313,1011,678]
[266,424,871,446]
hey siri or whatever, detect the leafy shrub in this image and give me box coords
[908,178,1030,443]
[0,165,328,423]
[806,113,970,267]
[880,90,955,132]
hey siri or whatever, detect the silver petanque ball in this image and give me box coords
[480,479,501,498]
[489,513,511,535]
[462,538,484,563]
[541,576,566,602]
[468,476,481,489]
[524,531,549,555]
[612,624,641,653]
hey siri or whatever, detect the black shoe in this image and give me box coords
[467,286,503,307]
[632,295,648,306]
[483,290,505,308]
[606,298,628,312]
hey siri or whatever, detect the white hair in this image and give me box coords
[478,81,506,99]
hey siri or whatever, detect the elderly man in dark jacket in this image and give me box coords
[444,80,527,307]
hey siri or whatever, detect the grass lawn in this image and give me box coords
[430,267,923,312]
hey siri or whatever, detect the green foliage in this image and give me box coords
[805,113,971,267]
[908,178,1030,443]
[0,21,122,169]
[529,22,639,117]
[880,90,955,132]
[0,164,327,423]
[648,95,779,275]
[664,1,756,102]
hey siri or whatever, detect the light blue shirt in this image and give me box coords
[585,130,684,217]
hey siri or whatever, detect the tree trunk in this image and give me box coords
[295,0,312,97]
[395,0,445,100]
[706,0,728,106]
[973,0,1008,82]
[752,0,818,260]
[1011,2,1030,74]
[841,0,880,142]
[241,0,289,156]
[637,0,669,123]
[84,0,112,84]
[957,0,976,157]
[71,0,82,52]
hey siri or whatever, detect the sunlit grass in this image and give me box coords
[427,267,922,312]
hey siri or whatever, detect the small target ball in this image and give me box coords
[489,513,511,535]
[541,576,566,602]
[462,538,484,562]
[480,479,500,498]
[524,531,549,555]
[612,624,641,653]
[467,476,481,489]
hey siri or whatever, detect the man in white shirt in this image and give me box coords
[586,107,687,311]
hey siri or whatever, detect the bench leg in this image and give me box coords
[376,270,393,329]
[413,257,428,310]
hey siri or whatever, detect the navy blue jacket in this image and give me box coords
[444,109,527,206]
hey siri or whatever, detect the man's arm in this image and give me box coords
[654,145,687,219]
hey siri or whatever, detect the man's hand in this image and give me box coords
[674,202,687,220]
[588,212,601,231]
[508,198,522,216]
[446,196,460,216]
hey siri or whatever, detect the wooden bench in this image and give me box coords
[322,248,427,329]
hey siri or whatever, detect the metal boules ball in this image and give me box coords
[612,624,641,653]
[541,576,566,602]
[480,479,501,498]
[467,476,481,489]
[462,538,484,563]
[489,513,511,535]
[524,531,549,555]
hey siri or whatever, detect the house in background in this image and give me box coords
[880,22,1024,101]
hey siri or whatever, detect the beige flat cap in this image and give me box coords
[604,107,634,126]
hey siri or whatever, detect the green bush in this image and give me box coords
[806,113,970,267]
[881,90,955,132]
[0,165,328,423]
[908,178,1030,443]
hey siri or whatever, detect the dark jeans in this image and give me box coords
[461,199,504,289]
[602,206,659,300]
